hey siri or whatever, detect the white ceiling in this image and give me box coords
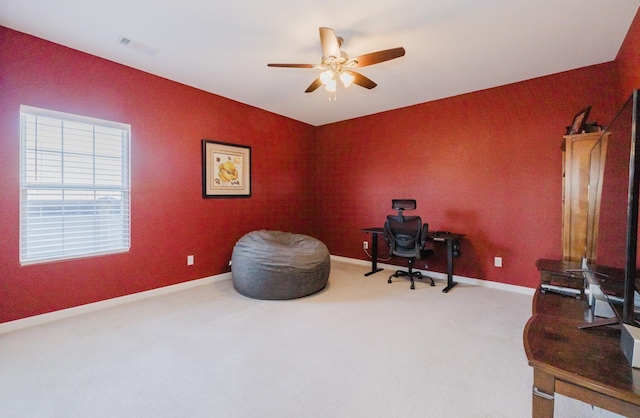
[2,1,639,126]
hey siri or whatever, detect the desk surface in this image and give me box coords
[524,260,640,416]
[429,231,465,242]
[361,227,464,241]
[526,293,640,398]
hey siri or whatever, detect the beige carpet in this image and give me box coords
[0,260,617,417]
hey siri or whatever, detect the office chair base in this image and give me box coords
[388,270,436,289]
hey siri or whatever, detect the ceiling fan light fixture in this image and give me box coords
[324,78,337,92]
[340,71,355,88]
[320,69,334,85]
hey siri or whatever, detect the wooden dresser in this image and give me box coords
[524,259,640,417]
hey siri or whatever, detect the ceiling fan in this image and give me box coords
[268,27,405,94]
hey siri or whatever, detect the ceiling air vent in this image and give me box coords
[117,36,160,57]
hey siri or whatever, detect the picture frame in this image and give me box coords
[567,106,592,135]
[202,139,251,198]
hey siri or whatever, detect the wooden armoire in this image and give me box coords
[562,131,609,262]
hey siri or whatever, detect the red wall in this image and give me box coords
[314,65,617,289]
[0,27,316,322]
[616,7,640,106]
[3,11,640,323]
[311,6,640,287]
[312,5,640,287]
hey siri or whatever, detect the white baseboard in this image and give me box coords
[0,272,231,335]
[1,256,534,334]
[330,255,536,296]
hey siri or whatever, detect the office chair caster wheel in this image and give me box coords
[388,278,392,284]
[410,283,415,290]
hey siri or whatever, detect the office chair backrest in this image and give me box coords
[385,215,424,258]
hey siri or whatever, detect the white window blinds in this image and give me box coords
[19,105,131,264]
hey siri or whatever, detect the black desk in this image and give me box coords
[361,227,385,276]
[362,228,464,293]
[430,232,465,293]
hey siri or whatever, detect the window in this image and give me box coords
[20,105,131,264]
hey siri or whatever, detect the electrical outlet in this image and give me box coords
[494,257,502,267]
[187,255,194,266]
[363,241,369,250]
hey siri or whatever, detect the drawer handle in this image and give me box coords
[533,386,554,400]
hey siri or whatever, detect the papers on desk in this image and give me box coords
[430,231,451,242]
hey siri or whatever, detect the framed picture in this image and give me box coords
[567,106,592,135]
[202,139,251,197]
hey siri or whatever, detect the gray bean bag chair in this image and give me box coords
[231,230,331,300]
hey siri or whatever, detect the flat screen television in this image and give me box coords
[586,89,640,326]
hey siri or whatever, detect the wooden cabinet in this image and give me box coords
[562,132,609,261]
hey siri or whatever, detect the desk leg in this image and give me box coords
[364,233,383,276]
[532,369,555,418]
[442,239,458,293]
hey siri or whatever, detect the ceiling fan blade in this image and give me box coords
[305,77,323,93]
[319,27,341,59]
[267,63,316,68]
[350,71,377,89]
[352,47,406,67]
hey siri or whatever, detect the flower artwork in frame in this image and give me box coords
[202,139,251,197]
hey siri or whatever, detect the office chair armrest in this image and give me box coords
[420,223,429,248]
[383,222,394,255]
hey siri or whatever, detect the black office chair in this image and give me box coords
[384,199,436,289]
